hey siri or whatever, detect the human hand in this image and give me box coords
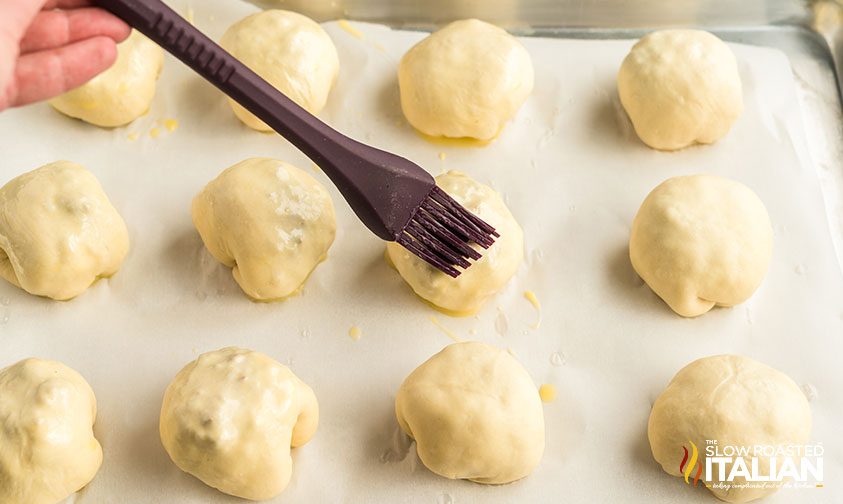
[0,0,130,111]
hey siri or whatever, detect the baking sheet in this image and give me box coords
[0,1,841,502]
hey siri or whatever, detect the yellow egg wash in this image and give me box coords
[429,316,462,342]
[524,290,542,329]
[338,20,365,40]
[539,384,556,403]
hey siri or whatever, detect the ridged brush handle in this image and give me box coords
[94,0,434,240]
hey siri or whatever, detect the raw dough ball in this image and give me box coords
[617,29,743,150]
[398,19,534,141]
[395,341,544,484]
[221,10,339,131]
[629,175,772,317]
[160,347,319,501]
[49,30,163,127]
[192,158,336,300]
[649,355,811,503]
[0,161,130,300]
[386,171,523,315]
[0,359,103,504]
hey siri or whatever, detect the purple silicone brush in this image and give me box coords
[94,0,498,277]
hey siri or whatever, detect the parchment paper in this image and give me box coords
[0,1,840,502]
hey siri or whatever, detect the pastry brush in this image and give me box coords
[94,0,498,277]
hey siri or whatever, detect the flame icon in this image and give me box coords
[679,440,703,487]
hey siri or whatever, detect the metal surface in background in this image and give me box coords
[246,0,808,27]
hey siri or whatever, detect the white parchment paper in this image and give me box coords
[0,1,841,502]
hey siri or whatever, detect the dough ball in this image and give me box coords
[648,355,811,503]
[221,10,339,131]
[398,19,534,141]
[49,30,163,127]
[160,347,319,501]
[0,161,130,300]
[386,171,523,315]
[629,174,772,317]
[617,30,743,150]
[395,342,544,484]
[0,359,102,504]
[192,158,336,300]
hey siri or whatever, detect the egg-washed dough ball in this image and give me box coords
[0,358,103,504]
[220,10,339,131]
[49,30,163,127]
[649,355,811,503]
[617,29,743,150]
[160,347,319,501]
[0,161,130,300]
[192,158,336,300]
[629,175,772,317]
[386,171,523,315]
[395,341,544,484]
[398,19,534,141]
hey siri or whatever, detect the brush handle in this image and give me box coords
[94,0,433,240]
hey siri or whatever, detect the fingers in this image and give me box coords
[0,1,115,52]
[6,35,118,108]
[20,8,130,54]
[0,0,48,45]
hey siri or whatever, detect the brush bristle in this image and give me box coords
[397,186,499,277]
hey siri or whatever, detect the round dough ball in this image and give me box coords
[395,342,544,484]
[192,158,336,300]
[160,347,319,501]
[398,19,534,141]
[617,29,743,150]
[0,358,102,504]
[0,161,130,300]
[629,174,772,317]
[648,355,811,503]
[49,30,163,127]
[386,171,523,315]
[221,10,339,131]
